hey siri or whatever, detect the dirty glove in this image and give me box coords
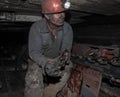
[44,49,70,77]
[44,57,63,77]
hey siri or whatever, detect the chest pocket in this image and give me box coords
[41,33,57,58]
[41,29,64,58]
[41,33,52,49]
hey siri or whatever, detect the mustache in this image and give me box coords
[59,16,65,21]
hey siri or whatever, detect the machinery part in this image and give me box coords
[85,47,99,63]
[87,51,97,63]
[110,57,120,66]
[56,68,83,97]
[97,57,108,65]
[41,0,70,14]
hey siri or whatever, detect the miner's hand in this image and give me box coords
[44,49,70,77]
[44,57,63,77]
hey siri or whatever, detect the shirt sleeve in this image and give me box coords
[28,22,49,68]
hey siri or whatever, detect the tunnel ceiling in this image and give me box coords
[0,0,120,24]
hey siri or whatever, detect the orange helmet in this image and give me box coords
[41,0,67,14]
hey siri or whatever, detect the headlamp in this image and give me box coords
[64,0,71,9]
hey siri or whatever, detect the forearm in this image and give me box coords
[29,50,49,68]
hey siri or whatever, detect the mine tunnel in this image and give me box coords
[0,0,120,97]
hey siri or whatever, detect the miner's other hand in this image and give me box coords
[44,58,63,77]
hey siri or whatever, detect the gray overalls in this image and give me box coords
[24,18,73,97]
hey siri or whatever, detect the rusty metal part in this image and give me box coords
[56,64,83,97]
[110,57,120,66]
[72,43,120,66]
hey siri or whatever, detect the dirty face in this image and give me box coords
[45,12,65,26]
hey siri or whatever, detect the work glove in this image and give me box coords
[44,57,64,77]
